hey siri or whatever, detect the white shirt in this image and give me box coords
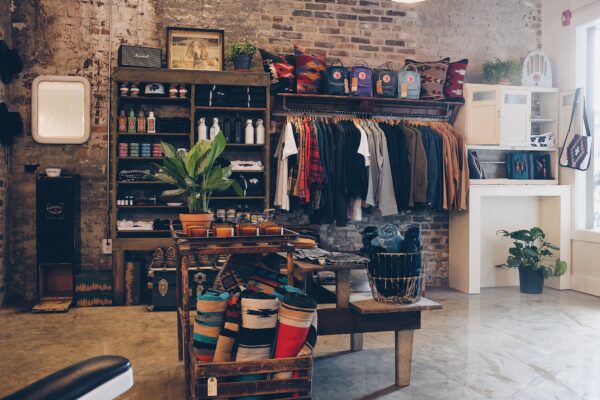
[274,122,298,211]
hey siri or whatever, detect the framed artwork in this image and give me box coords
[166,27,224,71]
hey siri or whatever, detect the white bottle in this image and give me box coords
[255,119,265,145]
[147,111,156,133]
[198,118,208,141]
[245,119,254,144]
[209,118,220,140]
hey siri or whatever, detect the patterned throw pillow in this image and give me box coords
[405,57,450,100]
[259,48,296,94]
[294,45,326,94]
[444,59,469,101]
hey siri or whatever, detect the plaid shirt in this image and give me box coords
[307,121,325,189]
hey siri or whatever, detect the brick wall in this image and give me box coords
[0,0,11,306]
[7,0,541,302]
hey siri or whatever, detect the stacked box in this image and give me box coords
[75,271,113,307]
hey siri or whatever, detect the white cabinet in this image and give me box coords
[499,88,531,147]
[456,84,534,147]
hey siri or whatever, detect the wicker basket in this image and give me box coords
[366,252,423,304]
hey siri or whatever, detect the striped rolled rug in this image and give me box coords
[193,290,230,362]
[213,292,242,362]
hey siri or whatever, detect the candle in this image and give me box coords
[238,224,259,237]
[214,224,234,238]
[188,226,209,238]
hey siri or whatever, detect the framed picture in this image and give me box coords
[166,27,224,71]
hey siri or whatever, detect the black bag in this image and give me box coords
[324,59,348,96]
[467,150,485,179]
[559,88,592,171]
[373,63,397,98]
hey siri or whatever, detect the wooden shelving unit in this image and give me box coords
[110,67,271,305]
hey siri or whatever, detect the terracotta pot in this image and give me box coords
[180,213,213,233]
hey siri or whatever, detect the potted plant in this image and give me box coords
[496,227,567,294]
[150,132,242,234]
[483,58,522,85]
[228,39,257,71]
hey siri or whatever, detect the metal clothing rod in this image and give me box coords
[272,109,450,121]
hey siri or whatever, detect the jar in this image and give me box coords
[119,82,130,96]
[178,84,188,99]
[226,209,236,221]
[130,82,140,97]
[169,84,178,98]
[188,226,209,238]
[214,224,234,238]
[264,223,283,236]
[237,223,259,237]
[215,209,226,221]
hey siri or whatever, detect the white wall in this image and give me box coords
[543,0,600,295]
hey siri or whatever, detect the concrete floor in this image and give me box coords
[1,287,599,400]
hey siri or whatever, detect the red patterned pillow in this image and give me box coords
[259,48,295,94]
[294,45,326,94]
[444,59,469,101]
[405,58,450,100]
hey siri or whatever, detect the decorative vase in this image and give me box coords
[179,213,213,233]
[518,267,544,294]
[232,55,252,71]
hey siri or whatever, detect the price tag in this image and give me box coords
[401,83,408,98]
[207,377,218,396]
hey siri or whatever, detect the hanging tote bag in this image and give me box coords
[373,63,397,98]
[559,88,592,171]
[397,64,421,100]
[324,59,349,96]
[349,61,373,97]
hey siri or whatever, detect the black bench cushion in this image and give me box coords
[2,355,131,400]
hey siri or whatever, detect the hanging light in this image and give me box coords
[390,0,426,3]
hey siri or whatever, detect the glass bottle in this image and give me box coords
[197,117,208,141]
[127,108,136,133]
[118,110,127,133]
[147,111,156,133]
[209,117,220,140]
[255,119,265,145]
[223,117,232,142]
[137,110,146,133]
[245,119,254,144]
[234,114,242,144]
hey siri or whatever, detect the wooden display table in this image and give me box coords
[293,259,442,387]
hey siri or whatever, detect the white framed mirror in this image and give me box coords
[32,75,91,144]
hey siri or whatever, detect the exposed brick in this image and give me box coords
[337,13,358,20]
[359,44,379,51]
[381,17,393,23]
[319,27,341,34]
[314,41,336,49]
[292,10,313,17]
[386,10,406,16]
[315,11,335,18]
[358,15,379,22]
[336,0,358,4]
[305,3,327,10]
[351,36,370,44]
[385,39,405,47]
[272,23,293,31]
[351,7,371,14]
[360,0,379,5]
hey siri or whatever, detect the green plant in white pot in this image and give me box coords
[497,227,567,294]
[151,132,242,233]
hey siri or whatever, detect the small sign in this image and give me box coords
[207,377,218,396]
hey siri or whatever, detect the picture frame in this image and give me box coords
[166,27,224,71]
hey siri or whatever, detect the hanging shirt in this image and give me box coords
[274,122,298,211]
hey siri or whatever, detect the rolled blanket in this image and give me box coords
[245,269,287,295]
[371,224,403,253]
[194,291,230,362]
[235,290,280,400]
[297,310,318,356]
[273,284,304,302]
[213,292,242,362]
[273,292,318,381]
[236,290,280,362]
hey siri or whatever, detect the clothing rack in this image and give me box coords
[272,109,452,121]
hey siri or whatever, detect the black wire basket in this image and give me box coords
[366,251,423,304]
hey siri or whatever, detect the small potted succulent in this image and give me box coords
[151,132,242,234]
[228,38,257,71]
[496,227,567,294]
[483,58,522,85]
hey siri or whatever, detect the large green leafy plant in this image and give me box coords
[497,227,567,278]
[151,132,242,214]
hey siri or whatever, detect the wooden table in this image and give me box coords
[293,259,442,387]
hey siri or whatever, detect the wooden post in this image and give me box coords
[113,250,125,306]
[350,333,364,352]
[287,251,294,285]
[175,244,183,361]
[395,330,414,387]
[182,255,191,400]
[336,269,364,351]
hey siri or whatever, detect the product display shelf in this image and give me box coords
[110,67,271,306]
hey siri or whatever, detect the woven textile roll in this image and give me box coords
[193,291,230,362]
[213,292,242,362]
[273,292,317,380]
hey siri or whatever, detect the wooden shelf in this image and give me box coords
[212,196,265,200]
[195,106,266,112]
[276,92,464,107]
[118,95,189,104]
[470,179,558,185]
[226,143,265,148]
[117,181,169,185]
[467,145,558,152]
[117,132,190,137]
[118,157,162,161]
[118,205,186,209]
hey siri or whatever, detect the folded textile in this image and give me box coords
[294,248,368,265]
[273,285,304,302]
[400,226,422,254]
[273,292,317,381]
[194,291,230,362]
[213,292,242,362]
[245,269,287,295]
[371,224,403,253]
[117,220,153,231]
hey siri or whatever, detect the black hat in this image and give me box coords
[0,102,23,147]
[0,40,23,84]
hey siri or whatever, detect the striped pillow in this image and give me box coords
[294,45,326,94]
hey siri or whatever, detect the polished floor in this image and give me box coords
[1,287,599,400]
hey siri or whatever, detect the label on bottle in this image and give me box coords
[147,119,155,133]
[128,119,136,133]
[137,118,146,133]
[118,118,127,133]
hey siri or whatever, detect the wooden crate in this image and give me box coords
[190,350,313,400]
